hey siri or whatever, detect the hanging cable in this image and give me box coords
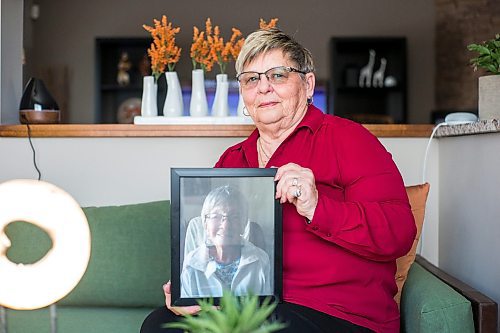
[417,122,446,256]
[24,120,42,181]
[421,122,446,184]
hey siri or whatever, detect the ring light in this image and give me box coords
[0,179,91,310]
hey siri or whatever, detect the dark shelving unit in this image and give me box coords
[95,37,154,123]
[328,37,407,124]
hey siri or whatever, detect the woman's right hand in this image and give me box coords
[164,281,201,316]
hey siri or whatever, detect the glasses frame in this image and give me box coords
[236,66,307,88]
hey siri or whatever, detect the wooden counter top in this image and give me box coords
[0,124,434,138]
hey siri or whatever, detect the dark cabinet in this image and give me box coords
[95,38,153,123]
[328,37,407,123]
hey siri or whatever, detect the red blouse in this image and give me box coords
[215,105,416,333]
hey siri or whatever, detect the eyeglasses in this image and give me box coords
[236,66,307,89]
[204,213,243,223]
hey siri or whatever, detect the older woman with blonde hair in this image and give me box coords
[142,28,415,333]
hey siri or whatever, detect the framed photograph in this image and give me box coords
[170,168,282,306]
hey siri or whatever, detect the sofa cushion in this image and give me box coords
[6,306,154,333]
[395,183,430,306]
[58,200,170,307]
[400,262,474,333]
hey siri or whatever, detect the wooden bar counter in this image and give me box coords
[0,124,434,138]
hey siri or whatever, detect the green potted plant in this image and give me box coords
[164,291,287,333]
[468,33,500,120]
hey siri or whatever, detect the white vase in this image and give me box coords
[141,76,158,117]
[236,92,245,117]
[478,75,500,120]
[211,74,229,117]
[189,69,208,117]
[163,71,183,117]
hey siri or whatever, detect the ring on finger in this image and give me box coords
[294,185,302,198]
[292,177,298,187]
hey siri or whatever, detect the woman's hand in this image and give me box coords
[275,163,318,220]
[163,281,201,316]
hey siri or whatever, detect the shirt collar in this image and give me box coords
[240,105,324,165]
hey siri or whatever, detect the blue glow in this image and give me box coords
[180,83,327,116]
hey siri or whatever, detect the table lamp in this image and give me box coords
[0,179,91,332]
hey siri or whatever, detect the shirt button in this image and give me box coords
[326,232,332,237]
[312,226,319,231]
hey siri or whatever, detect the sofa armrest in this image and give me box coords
[414,255,497,333]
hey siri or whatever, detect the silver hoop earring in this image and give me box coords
[243,106,250,117]
[307,97,313,105]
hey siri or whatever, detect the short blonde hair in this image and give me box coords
[235,28,315,75]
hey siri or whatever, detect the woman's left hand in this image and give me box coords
[275,163,318,221]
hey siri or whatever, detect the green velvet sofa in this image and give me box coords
[3,201,497,333]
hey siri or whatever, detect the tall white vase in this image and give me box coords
[163,72,183,117]
[189,69,208,117]
[211,74,229,117]
[141,76,158,117]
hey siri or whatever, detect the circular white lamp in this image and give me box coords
[0,179,91,310]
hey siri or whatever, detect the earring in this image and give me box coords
[243,106,250,117]
[307,97,313,105]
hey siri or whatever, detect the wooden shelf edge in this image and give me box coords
[0,124,434,138]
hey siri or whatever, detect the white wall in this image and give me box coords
[439,133,500,330]
[0,136,440,264]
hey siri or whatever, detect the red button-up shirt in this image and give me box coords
[215,106,416,333]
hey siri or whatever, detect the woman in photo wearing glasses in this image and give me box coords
[142,27,415,333]
[180,185,271,298]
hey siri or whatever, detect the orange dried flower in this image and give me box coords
[143,15,182,82]
[259,18,279,30]
[205,20,244,74]
[190,18,217,72]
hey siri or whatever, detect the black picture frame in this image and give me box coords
[170,168,283,306]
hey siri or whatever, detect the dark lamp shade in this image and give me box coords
[19,77,60,124]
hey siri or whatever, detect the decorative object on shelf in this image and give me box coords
[468,33,500,120]
[372,57,386,87]
[143,15,182,82]
[212,73,230,117]
[19,77,60,124]
[188,22,214,117]
[384,75,397,87]
[116,51,131,86]
[205,19,244,116]
[143,15,182,116]
[259,17,279,29]
[163,71,183,117]
[141,76,158,117]
[117,97,142,124]
[359,49,376,87]
[189,69,208,117]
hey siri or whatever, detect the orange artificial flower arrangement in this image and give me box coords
[259,18,279,29]
[143,15,181,82]
[195,18,244,74]
[190,19,214,72]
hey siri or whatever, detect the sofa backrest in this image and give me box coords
[6,200,171,308]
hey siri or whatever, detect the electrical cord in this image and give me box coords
[421,122,446,184]
[417,122,446,256]
[21,114,42,181]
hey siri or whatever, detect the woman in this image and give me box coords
[141,28,415,333]
[181,185,271,298]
